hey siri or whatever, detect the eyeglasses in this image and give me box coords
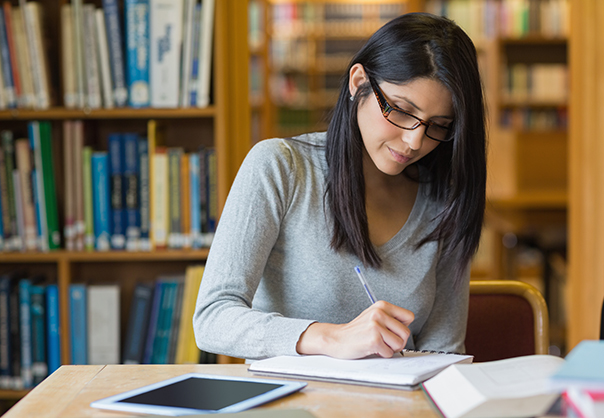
[368,77,454,143]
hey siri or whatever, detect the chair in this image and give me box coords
[465,280,549,362]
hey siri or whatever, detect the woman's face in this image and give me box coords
[351,67,454,177]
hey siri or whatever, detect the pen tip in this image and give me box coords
[354,266,361,273]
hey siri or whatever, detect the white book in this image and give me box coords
[61,4,77,108]
[151,150,169,249]
[82,4,101,109]
[179,0,195,107]
[95,9,114,109]
[71,0,86,108]
[150,0,184,108]
[196,0,214,108]
[87,285,120,365]
[249,351,474,390]
[422,355,564,418]
[21,2,50,109]
[12,7,35,108]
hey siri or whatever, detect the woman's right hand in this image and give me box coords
[296,300,414,359]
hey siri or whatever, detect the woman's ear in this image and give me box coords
[349,63,367,99]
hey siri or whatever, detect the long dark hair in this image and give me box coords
[325,13,487,285]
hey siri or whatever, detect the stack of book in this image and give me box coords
[549,340,604,418]
[0,272,61,390]
[60,0,215,110]
[0,1,52,110]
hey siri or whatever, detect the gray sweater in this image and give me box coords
[193,132,469,360]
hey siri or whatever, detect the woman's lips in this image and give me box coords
[389,147,412,164]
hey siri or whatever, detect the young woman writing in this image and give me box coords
[194,12,486,360]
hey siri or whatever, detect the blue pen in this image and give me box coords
[354,266,405,356]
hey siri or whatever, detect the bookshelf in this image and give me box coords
[0,0,250,400]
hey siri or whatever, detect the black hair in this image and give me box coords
[325,12,487,285]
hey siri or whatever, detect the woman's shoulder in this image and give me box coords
[248,133,327,170]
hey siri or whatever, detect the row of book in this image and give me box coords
[425,0,570,40]
[271,2,407,37]
[0,272,61,390]
[501,63,568,104]
[71,266,207,367]
[499,107,568,131]
[62,121,217,252]
[0,127,60,252]
[0,1,51,110]
[62,0,215,110]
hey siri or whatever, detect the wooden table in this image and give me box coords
[3,364,439,418]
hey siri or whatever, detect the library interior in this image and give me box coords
[0,0,603,416]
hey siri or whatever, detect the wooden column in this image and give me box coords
[568,0,604,348]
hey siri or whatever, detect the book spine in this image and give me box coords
[30,169,42,251]
[188,153,201,249]
[29,284,47,385]
[11,7,34,108]
[122,282,152,364]
[95,9,114,109]
[0,180,3,250]
[151,280,173,364]
[123,133,140,251]
[142,280,163,364]
[14,137,37,250]
[45,284,60,375]
[12,170,25,251]
[125,0,150,108]
[180,154,190,249]
[138,138,150,250]
[87,285,120,365]
[29,121,48,252]
[82,4,101,109]
[22,2,50,109]
[0,45,5,109]
[149,0,183,108]
[108,134,125,250]
[91,152,111,251]
[60,4,77,108]
[71,0,86,107]
[73,121,85,251]
[102,0,128,107]
[188,4,201,106]
[69,284,87,365]
[196,0,215,108]
[167,148,182,249]
[9,276,21,389]
[3,4,21,106]
[0,141,12,246]
[206,147,217,241]
[18,278,33,388]
[63,121,75,250]
[151,148,168,250]
[38,122,60,250]
[0,276,12,387]
[82,146,94,251]
[0,7,16,108]
[179,0,195,108]
[166,279,184,363]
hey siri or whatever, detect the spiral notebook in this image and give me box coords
[248,350,473,390]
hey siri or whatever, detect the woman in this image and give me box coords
[194,12,486,360]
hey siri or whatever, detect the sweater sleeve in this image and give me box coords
[193,139,316,360]
[413,245,470,354]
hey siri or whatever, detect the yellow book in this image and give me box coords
[175,265,204,364]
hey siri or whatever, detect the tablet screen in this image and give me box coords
[118,376,283,411]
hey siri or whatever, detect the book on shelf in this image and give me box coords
[95,8,114,109]
[123,133,141,251]
[122,282,154,364]
[102,0,128,107]
[28,283,46,385]
[180,0,195,108]
[14,138,37,251]
[61,4,76,108]
[167,147,183,249]
[63,121,75,250]
[108,133,126,250]
[249,350,474,390]
[151,147,168,250]
[125,0,150,108]
[138,137,151,250]
[82,146,95,251]
[82,4,102,109]
[20,1,51,109]
[87,284,120,365]
[45,283,61,375]
[0,6,17,108]
[11,5,35,109]
[174,265,204,364]
[18,278,33,388]
[69,284,88,365]
[422,354,564,418]
[91,152,111,251]
[196,0,215,108]
[29,121,49,252]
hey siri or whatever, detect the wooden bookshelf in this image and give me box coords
[0,0,250,400]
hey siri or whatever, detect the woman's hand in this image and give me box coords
[296,300,414,359]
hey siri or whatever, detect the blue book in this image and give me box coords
[188,153,201,248]
[102,0,128,107]
[18,279,33,388]
[138,138,150,250]
[151,280,177,364]
[142,280,163,364]
[28,121,47,252]
[0,8,16,108]
[108,134,125,250]
[69,284,87,365]
[45,284,61,375]
[189,4,201,106]
[0,274,12,388]
[8,274,22,389]
[91,152,111,251]
[122,282,153,364]
[123,133,140,250]
[550,340,604,390]
[30,285,47,385]
[206,148,217,235]
[125,0,150,107]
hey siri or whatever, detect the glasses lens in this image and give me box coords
[388,111,420,130]
[425,124,451,141]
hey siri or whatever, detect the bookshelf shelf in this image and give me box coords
[0,249,210,264]
[0,107,216,121]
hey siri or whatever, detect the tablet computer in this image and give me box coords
[90,373,307,416]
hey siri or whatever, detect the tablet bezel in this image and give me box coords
[90,373,307,416]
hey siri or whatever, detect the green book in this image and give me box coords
[39,122,60,249]
[82,146,94,251]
